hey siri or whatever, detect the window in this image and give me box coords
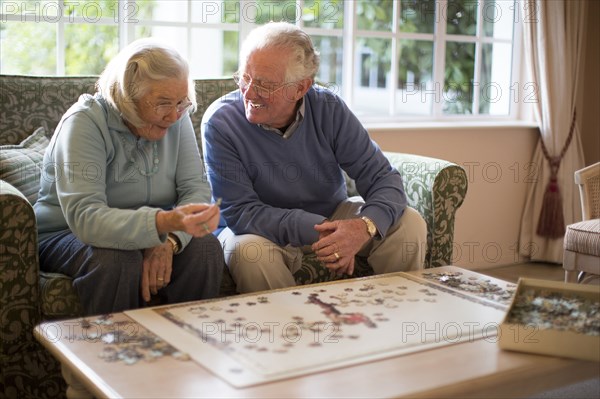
[1,0,520,121]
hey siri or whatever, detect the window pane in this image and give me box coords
[479,42,512,115]
[192,0,240,23]
[223,31,240,76]
[136,0,188,22]
[396,40,434,115]
[482,0,515,40]
[135,26,188,60]
[312,35,343,95]
[357,0,393,31]
[443,41,475,114]
[1,0,519,121]
[354,38,391,116]
[63,0,117,21]
[303,0,343,29]
[253,0,297,25]
[446,0,478,36]
[399,0,436,34]
[190,28,238,77]
[1,0,60,19]
[1,21,56,74]
[65,24,118,75]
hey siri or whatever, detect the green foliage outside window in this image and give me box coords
[1,17,57,74]
[303,0,343,29]
[354,0,502,115]
[1,0,154,75]
[1,0,511,116]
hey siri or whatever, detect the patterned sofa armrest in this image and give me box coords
[39,272,83,320]
[383,152,468,268]
[0,180,44,379]
[0,180,42,349]
[1,180,66,398]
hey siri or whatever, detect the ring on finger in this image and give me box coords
[202,223,210,233]
[334,252,340,260]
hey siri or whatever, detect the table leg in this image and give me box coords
[62,365,94,399]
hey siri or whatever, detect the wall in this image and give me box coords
[368,1,600,270]
[369,125,539,270]
[578,0,600,166]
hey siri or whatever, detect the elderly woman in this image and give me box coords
[34,39,224,316]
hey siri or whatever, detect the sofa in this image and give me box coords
[0,74,468,398]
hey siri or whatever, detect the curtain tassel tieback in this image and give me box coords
[536,158,565,238]
[536,110,577,239]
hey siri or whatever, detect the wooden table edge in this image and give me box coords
[34,327,119,398]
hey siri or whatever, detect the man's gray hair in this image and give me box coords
[240,22,321,82]
[96,38,197,128]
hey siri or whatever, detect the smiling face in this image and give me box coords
[129,78,190,140]
[240,47,311,129]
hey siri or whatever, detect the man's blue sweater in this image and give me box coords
[201,86,407,247]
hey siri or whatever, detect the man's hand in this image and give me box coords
[311,219,371,276]
[141,242,173,302]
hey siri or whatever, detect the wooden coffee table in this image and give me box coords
[34,267,599,398]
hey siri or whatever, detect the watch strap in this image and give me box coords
[360,216,378,238]
[167,233,181,254]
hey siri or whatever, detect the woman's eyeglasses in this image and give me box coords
[147,97,193,117]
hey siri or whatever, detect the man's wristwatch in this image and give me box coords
[167,233,181,254]
[360,216,378,238]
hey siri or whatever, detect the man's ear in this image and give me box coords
[294,78,313,100]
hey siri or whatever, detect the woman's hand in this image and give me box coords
[156,202,220,237]
[176,203,221,237]
[141,241,174,302]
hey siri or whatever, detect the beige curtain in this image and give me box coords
[519,0,587,263]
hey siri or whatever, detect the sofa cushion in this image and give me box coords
[0,127,49,204]
[564,219,600,257]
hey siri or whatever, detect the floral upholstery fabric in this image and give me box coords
[0,76,98,145]
[0,75,467,398]
[38,273,83,320]
[0,181,66,398]
[384,152,468,267]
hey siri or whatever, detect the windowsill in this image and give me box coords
[362,119,538,133]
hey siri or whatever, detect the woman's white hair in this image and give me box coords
[96,38,197,128]
[239,22,320,82]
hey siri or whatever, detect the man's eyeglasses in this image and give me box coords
[233,72,290,98]
[147,97,193,117]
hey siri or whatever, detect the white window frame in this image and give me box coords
[1,0,524,123]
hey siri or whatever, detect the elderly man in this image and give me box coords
[201,22,426,293]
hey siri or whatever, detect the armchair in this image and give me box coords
[563,162,600,284]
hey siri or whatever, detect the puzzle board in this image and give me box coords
[126,272,508,387]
